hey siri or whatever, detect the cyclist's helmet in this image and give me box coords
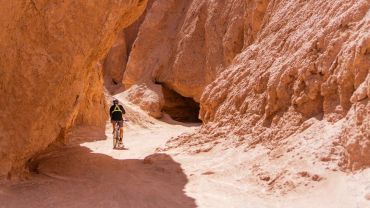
[113,99,119,104]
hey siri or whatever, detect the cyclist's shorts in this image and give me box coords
[112,120,123,127]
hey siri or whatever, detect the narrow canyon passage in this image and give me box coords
[1,0,369,207]
[1,97,368,208]
[0,105,199,208]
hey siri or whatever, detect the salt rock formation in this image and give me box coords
[0,0,147,178]
[103,0,156,93]
[183,0,369,170]
[124,83,164,118]
[103,30,128,90]
[122,0,247,117]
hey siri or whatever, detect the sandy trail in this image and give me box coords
[0,101,369,208]
[0,120,199,208]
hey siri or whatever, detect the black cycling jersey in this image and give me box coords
[110,104,126,121]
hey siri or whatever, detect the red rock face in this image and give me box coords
[0,0,147,178]
[1,0,368,179]
[198,0,370,170]
[122,0,248,117]
[110,0,369,170]
[103,30,128,91]
[102,0,155,93]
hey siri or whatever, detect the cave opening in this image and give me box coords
[160,83,202,123]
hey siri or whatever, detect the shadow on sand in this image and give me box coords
[0,139,196,208]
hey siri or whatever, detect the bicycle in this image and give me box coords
[112,119,128,149]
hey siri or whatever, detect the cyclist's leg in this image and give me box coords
[112,121,116,134]
[120,126,124,139]
[118,121,124,140]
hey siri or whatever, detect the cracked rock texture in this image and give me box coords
[165,0,370,171]
[0,0,147,178]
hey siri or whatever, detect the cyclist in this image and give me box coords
[110,99,126,145]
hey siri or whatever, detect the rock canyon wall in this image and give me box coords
[174,0,370,171]
[0,0,147,178]
[1,0,369,180]
[121,0,248,118]
[109,0,369,170]
[102,0,155,93]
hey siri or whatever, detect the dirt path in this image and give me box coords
[0,100,369,208]
[0,120,199,208]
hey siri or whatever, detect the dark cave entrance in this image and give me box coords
[160,84,202,123]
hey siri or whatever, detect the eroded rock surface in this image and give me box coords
[102,0,155,93]
[122,0,249,117]
[167,0,370,170]
[103,30,128,90]
[0,0,147,178]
